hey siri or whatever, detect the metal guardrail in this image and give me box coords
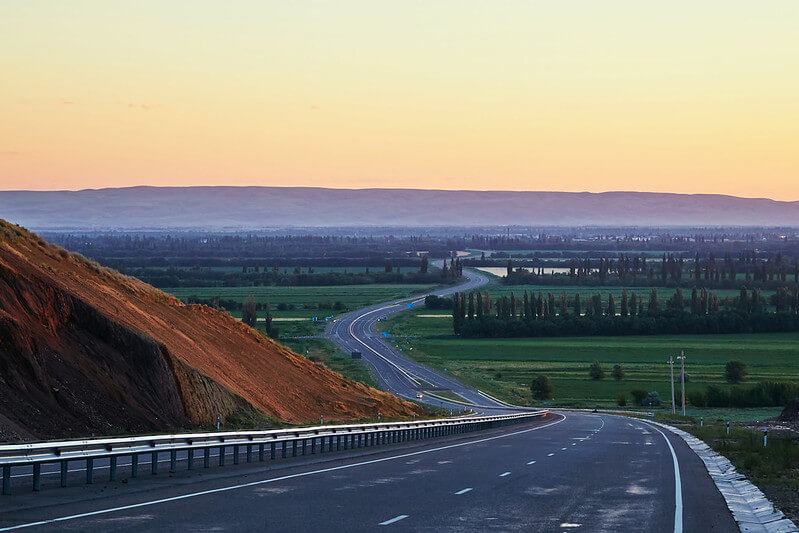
[0,411,547,495]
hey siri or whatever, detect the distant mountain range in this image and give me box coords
[1,186,797,229]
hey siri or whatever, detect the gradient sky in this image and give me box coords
[1,1,798,199]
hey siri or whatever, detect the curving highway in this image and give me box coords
[326,267,505,410]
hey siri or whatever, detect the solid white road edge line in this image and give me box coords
[647,419,797,532]
[0,416,567,531]
[640,421,683,533]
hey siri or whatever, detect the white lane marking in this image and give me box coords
[547,453,555,457]
[640,421,683,533]
[560,523,582,528]
[561,447,567,450]
[455,488,473,495]
[571,443,577,446]
[527,460,536,465]
[499,471,511,477]
[0,416,567,531]
[379,515,409,526]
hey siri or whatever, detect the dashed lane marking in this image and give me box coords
[499,472,511,477]
[455,488,473,495]
[0,416,567,531]
[379,515,409,526]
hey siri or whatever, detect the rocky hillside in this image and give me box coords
[0,220,418,441]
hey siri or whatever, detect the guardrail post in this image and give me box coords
[2,465,10,495]
[151,452,159,474]
[311,438,316,454]
[86,458,94,484]
[204,448,210,468]
[233,446,240,465]
[292,440,298,457]
[259,443,265,461]
[281,441,287,459]
[320,437,325,453]
[247,444,253,463]
[336,435,341,451]
[109,456,117,480]
[131,455,139,478]
[271,442,276,460]
[33,463,41,492]
[187,449,194,470]
[302,440,307,456]
[219,446,225,467]
[60,460,69,486]
[170,450,177,472]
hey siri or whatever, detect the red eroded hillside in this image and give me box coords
[0,220,418,441]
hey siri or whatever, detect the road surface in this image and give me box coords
[0,412,736,532]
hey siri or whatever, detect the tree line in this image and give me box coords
[451,287,799,337]
[500,252,799,289]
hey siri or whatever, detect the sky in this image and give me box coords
[1,1,798,199]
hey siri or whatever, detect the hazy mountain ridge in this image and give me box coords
[1,187,797,229]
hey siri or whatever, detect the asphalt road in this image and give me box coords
[0,412,737,532]
[326,268,506,410]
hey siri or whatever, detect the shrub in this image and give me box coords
[630,389,648,405]
[687,390,706,407]
[616,393,627,406]
[588,361,605,380]
[530,375,554,400]
[725,360,748,383]
[642,391,661,407]
[612,364,625,380]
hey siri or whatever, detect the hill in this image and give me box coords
[1,187,798,229]
[0,220,417,441]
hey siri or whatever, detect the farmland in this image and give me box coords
[164,283,437,337]
[385,306,799,415]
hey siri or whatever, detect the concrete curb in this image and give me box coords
[649,420,797,533]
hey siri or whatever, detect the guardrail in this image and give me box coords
[0,410,547,495]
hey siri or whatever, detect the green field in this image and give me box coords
[386,308,799,411]
[165,284,436,337]
[137,265,386,274]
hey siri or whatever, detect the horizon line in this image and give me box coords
[0,185,795,203]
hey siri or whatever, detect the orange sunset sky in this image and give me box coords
[1,1,798,199]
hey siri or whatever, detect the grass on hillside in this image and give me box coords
[283,338,377,388]
[386,307,799,410]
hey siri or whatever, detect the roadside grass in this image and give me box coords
[282,338,376,388]
[386,307,799,410]
[684,423,799,524]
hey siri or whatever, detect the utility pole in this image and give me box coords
[677,350,686,416]
[668,355,676,414]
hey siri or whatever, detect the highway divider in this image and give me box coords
[0,410,547,495]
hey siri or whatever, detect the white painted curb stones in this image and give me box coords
[650,420,797,533]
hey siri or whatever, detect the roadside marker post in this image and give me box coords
[700,417,703,427]
[726,421,730,435]
[763,428,768,448]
